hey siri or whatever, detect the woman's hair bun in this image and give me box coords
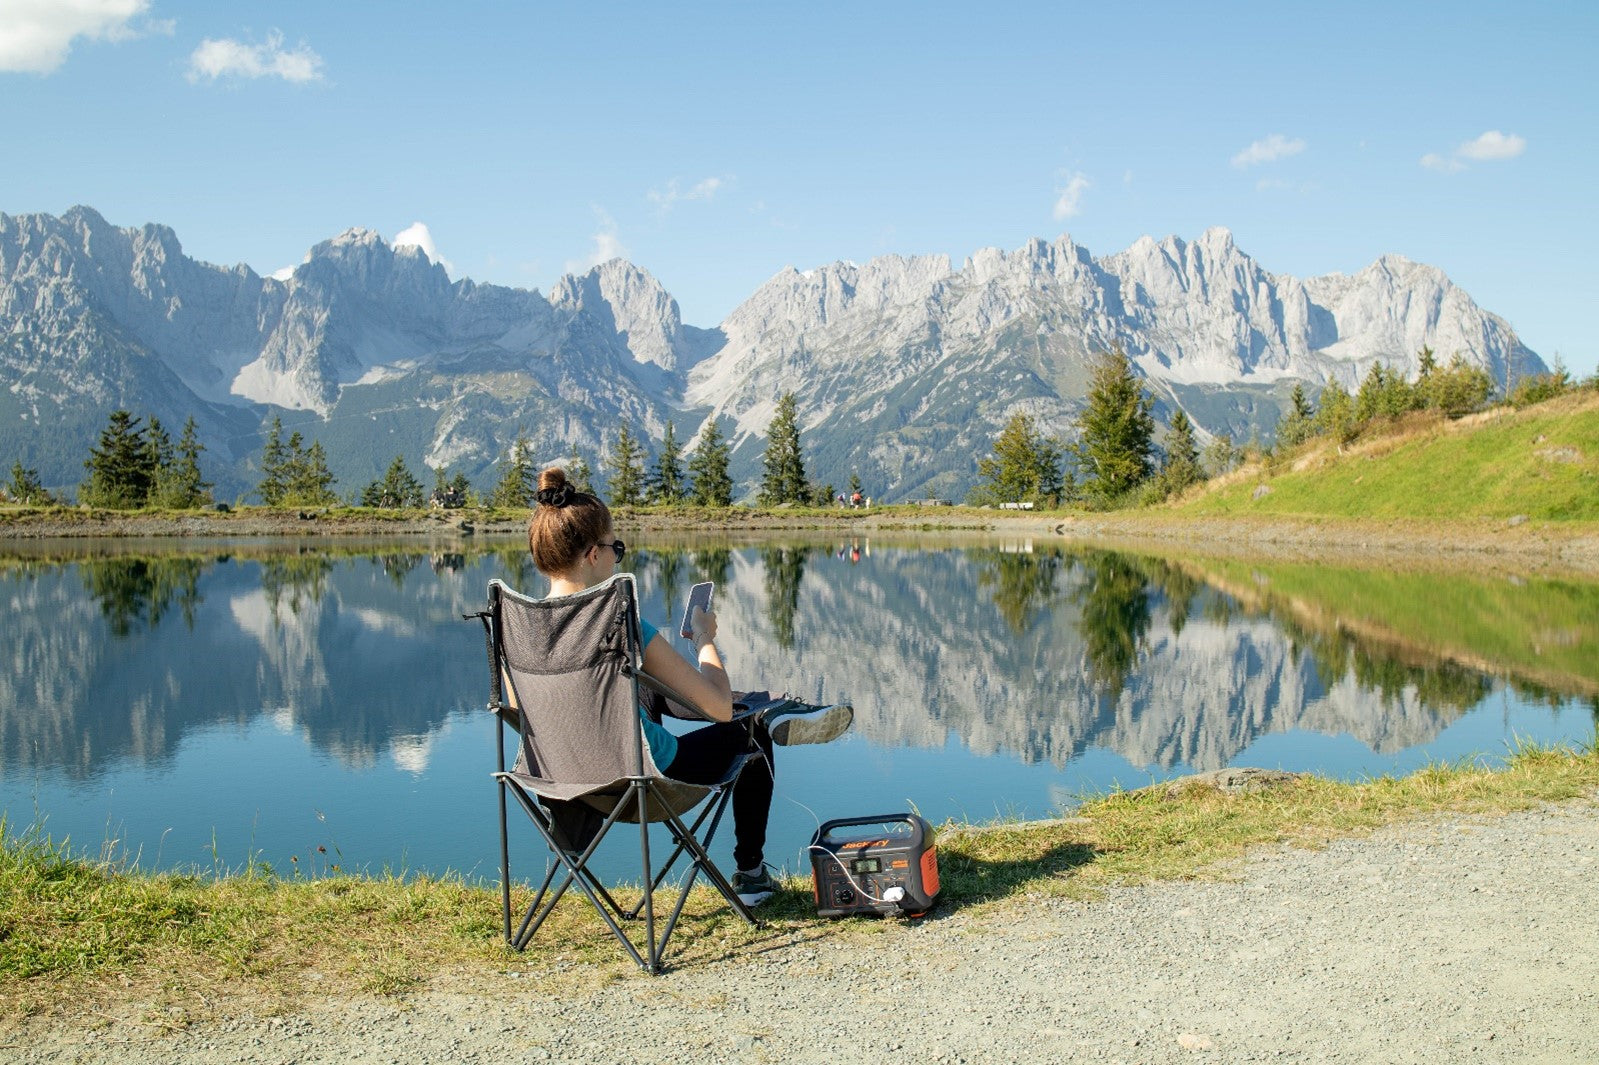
[535,466,576,508]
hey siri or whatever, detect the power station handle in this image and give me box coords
[818,813,921,832]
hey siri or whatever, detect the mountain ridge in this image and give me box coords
[0,206,1543,500]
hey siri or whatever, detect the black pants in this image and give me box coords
[665,720,774,873]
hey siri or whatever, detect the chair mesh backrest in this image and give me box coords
[492,575,661,797]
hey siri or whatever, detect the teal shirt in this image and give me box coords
[637,618,680,771]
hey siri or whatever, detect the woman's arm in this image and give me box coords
[640,606,734,722]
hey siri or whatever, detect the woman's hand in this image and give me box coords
[690,606,718,649]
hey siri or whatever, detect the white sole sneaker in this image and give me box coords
[767,703,854,747]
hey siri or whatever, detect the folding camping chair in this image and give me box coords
[469,574,760,974]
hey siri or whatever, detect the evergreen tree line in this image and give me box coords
[60,410,213,509]
[490,412,746,509]
[967,347,1592,511]
[9,358,1587,512]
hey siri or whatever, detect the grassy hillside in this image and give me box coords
[1177,391,1599,522]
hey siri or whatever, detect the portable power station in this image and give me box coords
[809,813,939,917]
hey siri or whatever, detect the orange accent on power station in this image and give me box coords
[921,847,940,895]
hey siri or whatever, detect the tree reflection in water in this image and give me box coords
[259,553,334,622]
[692,546,732,590]
[79,555,209,637]
[760,545,809,650]
[375,553,423,589]
[1070,550,1153,698]
[1155,563,1201,639]
[971,545,1065,636]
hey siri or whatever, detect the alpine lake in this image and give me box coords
[2,530,1595,887]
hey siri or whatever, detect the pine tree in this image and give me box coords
[82,409,156,509]
[847,471,862,499]
[143,417,172,483]
[1424,355,1494,416]
[490,430,535,509]
[155,416,212,509]
[1202,432,1240,477]
[1275,383,1317,450]
[1159,409,1203,496]
[968,411,1064,507]
[362,455,425,508]
[759,393,809,506]
[258,416,289,505]
[1416,345,1438,383]
[6,461,52,505]
[606,423,648,506]
[1075,348,1155,504]
[566,446,595,494]
[688,419,733,506]
[287,440,338,506]
[649,421,687,505]
[1355,363,1417,423]
[1313,379,1358,444]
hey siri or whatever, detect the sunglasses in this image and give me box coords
[595,538,626,562]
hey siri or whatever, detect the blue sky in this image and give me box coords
[3,1,1595,375]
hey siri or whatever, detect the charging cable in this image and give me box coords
[807,844,906,906]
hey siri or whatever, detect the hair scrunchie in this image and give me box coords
[535,484,574,508]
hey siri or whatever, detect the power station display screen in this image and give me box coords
[850,857,882,874]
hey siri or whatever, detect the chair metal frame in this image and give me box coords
[470,575,760,974]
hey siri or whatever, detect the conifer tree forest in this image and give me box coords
[5,354,1587,512]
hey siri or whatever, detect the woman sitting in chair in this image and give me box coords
[528,465,853,905]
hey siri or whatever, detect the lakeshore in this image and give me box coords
[3,752,1598,1063]
[4,504,1598,577]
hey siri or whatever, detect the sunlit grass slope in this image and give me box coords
[1179,391,1599,521]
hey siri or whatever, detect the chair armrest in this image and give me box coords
[636,671,720,723]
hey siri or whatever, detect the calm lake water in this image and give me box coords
[2,533,1595,885]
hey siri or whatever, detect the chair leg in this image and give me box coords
[637,779,661,974]
[499,776,756,975]
[498,775,512,945]
[622,781,737,920]
[501,783,654,971]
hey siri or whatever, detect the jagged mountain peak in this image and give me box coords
[547,257,715,374]
[0,206,1545,503]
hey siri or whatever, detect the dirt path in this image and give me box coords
[6,795,1596,1064]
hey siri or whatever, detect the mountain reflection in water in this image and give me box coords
[0,536,1593,877]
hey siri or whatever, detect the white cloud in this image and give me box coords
[1231,134,1306,168]
[1421,130,1526,174]
[187,30,324,83]
[1052,172,1090,220]
[564,209,629,273]
[647,176,726,211]
[0,0,159,73]
[1457,129,1526,161]
[392,221,453,276]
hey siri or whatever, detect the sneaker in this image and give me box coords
[731,866,779,906]
[758,699,854,747]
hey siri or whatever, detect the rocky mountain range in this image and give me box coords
[0,206,1544,501]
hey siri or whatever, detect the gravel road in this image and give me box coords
[6,796,1597,1065]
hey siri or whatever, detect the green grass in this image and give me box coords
[5,742,1597,1017]
[1179,391,1599,521]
